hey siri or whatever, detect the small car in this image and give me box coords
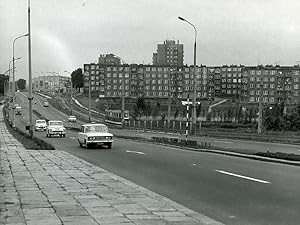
[35,119,47,131]
[77,123,113,149]
[43,102,49,107]
[46,120,66,137]
[68,115,77,123]
[15,106,22,115]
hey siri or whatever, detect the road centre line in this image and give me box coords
[215,170,271,184]
[126,150,145,155]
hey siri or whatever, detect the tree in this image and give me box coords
[71,68,83,91]
[17,79,26,90]
[133,96,146,119]
[0,74,9,95]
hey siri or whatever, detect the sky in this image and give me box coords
[1,0,300,81]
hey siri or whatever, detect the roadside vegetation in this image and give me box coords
[2,105,55,150]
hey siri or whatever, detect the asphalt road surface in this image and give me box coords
[12,92,300,225]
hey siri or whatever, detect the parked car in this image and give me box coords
[35,119,47,131]
[43,101,49,107]
[15,106,22,115]
[77,123,113,149]
[68,115,77,123]
[46,120,66,137]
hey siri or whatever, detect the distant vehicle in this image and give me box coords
[35,119,47,131]
[77,123,113,149]
[68,115,77,123]
[104,109,129,125]
[43,102,49,107]
[15,106,22,115]
[46,120,66,138]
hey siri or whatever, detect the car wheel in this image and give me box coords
[107,143,112,149]
[78,139,82,147]
[46,133,49,137]
[85,140,89,149]
[63,134,65,138]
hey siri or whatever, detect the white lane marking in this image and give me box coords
[126,150,145,155]
[69,137,76,139]
[215,170,271,184]
[213,141,233,144]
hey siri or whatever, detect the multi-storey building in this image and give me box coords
[32,75,71,93]
[210,65,244,100]
[98,54,121,65]
[83,60,300,105]
[83,64,210,100]
[153,40,184,66]
[243,65,300,105]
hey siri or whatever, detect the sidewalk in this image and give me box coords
[0,105,224,225]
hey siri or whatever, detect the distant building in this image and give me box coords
[98,54,121,65]
[153,40,184,66]
[32,75,71,93]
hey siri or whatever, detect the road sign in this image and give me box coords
[181,101,201,105]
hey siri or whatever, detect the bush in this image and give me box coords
[151,136,211,149]
[255,151,300,161]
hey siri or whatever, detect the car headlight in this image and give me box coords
[106,136,112,140]
[88,137,95,141]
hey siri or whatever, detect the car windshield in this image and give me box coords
[36,121,46,124]
[85,125,108,133]
[49,121,63,126]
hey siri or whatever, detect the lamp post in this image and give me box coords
[178,16,197,135]
[13,34,28,128]
[112,54,126,127]
[64,70,73,115]
[8,57,21,105]
[84,71,92,122]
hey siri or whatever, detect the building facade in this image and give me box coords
[83,62,300,105]
[83,64,211,100]
[152,40,184,66]
[33,75,71,93]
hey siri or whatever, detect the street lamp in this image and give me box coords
[64,70,73,115]
[12,34,28,128]
[8,57,21,105]
[178,16,197,135]
[112,54,126,127]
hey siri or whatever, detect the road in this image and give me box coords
[12,92,300,225]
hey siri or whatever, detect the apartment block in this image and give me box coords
[153,40,184,66]
[83,64,210,100]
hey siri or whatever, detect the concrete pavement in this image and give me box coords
[0,105,224,225]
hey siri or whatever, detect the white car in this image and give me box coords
[35,119,47,131]
[77,123,113,149]
[68,115,77,123]
[46,120,66,137]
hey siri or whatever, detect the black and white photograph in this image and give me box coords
[1,1,300,225]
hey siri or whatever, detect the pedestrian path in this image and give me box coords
[0,105,224,225]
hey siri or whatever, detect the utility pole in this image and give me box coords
[257,82,263,134]
[85,71,92,122]
[121,72,125,127]
[28,0,33,137]
[167,68,172,131]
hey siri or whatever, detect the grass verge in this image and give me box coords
[3,107,55,150]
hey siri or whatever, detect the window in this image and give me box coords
[294,84,299,89]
